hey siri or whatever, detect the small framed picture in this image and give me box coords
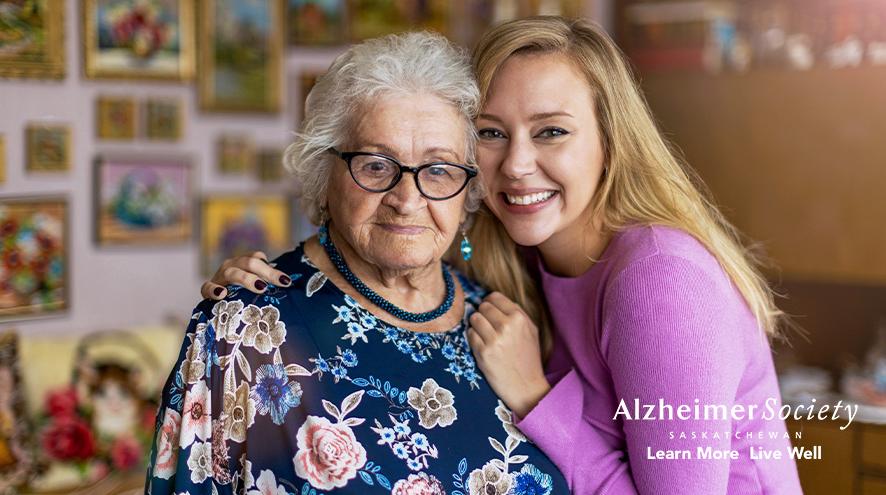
[93,155,193,246]
[198,0,284,112]
[200,195,293,275]
[257,148,285,182]
[297,71,324,124]
[82,0,196,80]
[96,96,137,140]
[25,124,71,172]
[0,196,69,321]
[0,0,65,79]
[145,98,183,141]
[288,0,347,45]
[217,135,255,174]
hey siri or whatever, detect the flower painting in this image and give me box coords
[0,0,65,78]
[83,0,195,80]
[200,195,292,275]
[198,0,283,112]
[0,196,68,321]
[94,155,192,245]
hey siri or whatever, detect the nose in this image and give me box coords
[499,135,537,180]
[381,172,425,214]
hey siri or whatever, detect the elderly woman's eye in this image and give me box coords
[478,128,505,139]
[426,166,453,178]
[361,161,393,175]
[536,127,569,138]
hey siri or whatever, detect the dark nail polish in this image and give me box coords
[254,280,267,291]
[279,275,291,286]
[213,287,224,297]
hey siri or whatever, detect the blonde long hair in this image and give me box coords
[452,16,786,354]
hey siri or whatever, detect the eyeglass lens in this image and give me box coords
[349,155,469,199]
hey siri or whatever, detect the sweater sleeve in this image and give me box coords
[515,369,639,494]
[517,254,746,494]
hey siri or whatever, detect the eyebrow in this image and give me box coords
[478,111,574,122]
[361,143,460,161]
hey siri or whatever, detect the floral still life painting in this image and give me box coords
[83,0,195,80]
[0,196,68,322]
[94,156,192,245]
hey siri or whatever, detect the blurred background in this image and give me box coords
[0,0,884,493]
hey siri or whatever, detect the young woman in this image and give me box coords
[202,17,802,494]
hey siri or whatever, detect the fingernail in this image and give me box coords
[254,280,267,291]
[279,275,291,286]
[213,287,224,297]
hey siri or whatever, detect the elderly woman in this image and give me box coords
[145,33,567,495]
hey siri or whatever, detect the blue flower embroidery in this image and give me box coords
[341,348,359,367]
[510,464,554,495]
[249,363,302,425]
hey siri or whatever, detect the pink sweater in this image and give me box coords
[515,226,802,494]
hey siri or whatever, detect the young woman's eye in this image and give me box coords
[536,127,569,138]
[478,128,505,139]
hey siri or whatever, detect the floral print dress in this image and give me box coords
[145,244,569,495]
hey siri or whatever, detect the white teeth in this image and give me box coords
[505,191,555,205]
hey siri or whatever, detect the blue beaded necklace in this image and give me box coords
[319,223,455,323]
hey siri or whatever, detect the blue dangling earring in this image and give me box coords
[460,228,472,261]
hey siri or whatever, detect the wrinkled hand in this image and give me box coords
[467,292,550,419]
[200,250,292,300]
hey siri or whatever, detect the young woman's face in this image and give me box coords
[476,52,606,248]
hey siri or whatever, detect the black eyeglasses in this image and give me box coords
[328,148,478,201]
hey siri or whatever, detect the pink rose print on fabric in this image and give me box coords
[293,391,367,490]
[392,472,447,495]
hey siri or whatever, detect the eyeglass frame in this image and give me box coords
[327,148,478,201]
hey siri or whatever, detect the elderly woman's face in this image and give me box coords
[326,93,468,272]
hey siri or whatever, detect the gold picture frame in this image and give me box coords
[25,124,71,172]
[198,0,284,113]
[145,97,183,140]
[82,0,196,80]
[0,196,69,321]
[0,0,65,79]
[96,96,137,140]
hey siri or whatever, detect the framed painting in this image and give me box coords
[82,0,195,80]
[93,155,192,245]
[25,124,71,172]
[288,0,346,45]
[200,195,292,275]
[198,0,284,112]
[96,96,137,140]
[256,147,285,182]
[217,135,255,174]
[0,0,65,79]
[0,331,34,492]
[144,97,183,140]
[0,196,68,321]
[349,0,450,41]
[296,70,323,124]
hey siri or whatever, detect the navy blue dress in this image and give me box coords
[145,243,569,495]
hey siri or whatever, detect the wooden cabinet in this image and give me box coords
[639,68,886,284]
[787,420,886,495]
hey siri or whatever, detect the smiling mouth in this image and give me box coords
[379,224,426,234]
[503,191,557,206]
